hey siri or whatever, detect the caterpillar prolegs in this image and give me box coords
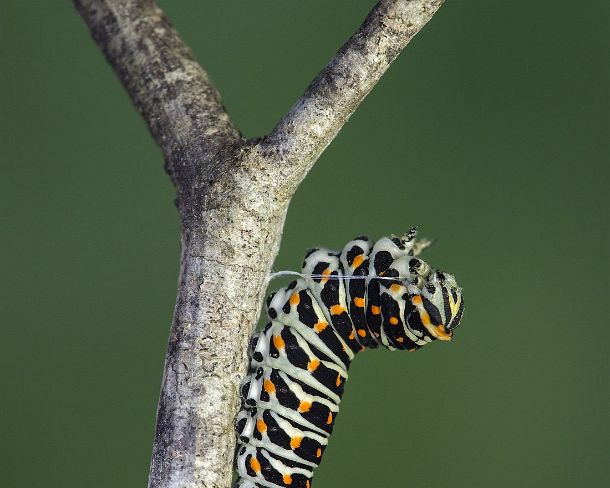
[235,228,464,488]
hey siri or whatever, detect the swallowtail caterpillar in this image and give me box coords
[235,228,464,488]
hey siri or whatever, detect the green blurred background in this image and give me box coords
[2,1,609,486]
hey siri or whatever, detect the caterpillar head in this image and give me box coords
[408,269,464,341]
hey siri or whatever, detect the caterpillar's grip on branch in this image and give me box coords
[234,228,464,488]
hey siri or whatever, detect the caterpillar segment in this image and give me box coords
[339,236,376,348]
[235,228,464,488]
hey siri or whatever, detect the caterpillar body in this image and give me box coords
[235,228,464,488]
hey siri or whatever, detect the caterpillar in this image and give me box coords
[234,228,464,488]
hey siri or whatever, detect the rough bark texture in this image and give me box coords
[73,1,445,487]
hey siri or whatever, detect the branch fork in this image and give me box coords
[73,1,445,487]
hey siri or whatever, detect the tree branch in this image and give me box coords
[74,1,445,488]
[258,0,444,194]
[73,0,241,188]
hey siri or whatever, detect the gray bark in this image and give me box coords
[73,1,445,487]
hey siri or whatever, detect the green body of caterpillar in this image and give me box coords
[235,228,464,488]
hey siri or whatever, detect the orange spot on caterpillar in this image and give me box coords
[396,337,404,343]
[336,374,342,387]
[290,436,303,449]
[289,292,300,306]
[283,474,293,485]
[353,297,365,308]
[389,316,399,325]
[273,334,285,349]
[307,359,320,372]
[298,401,312,413]
[421,311,431,326]
[306,480,311,488]
[370,305,381,315]
[330,304,346,315]
[314,321,328,332]
[327,411,333,424]
[357,328,366,337]
[433,324,453,341]
[256,418,267,433]
[263,379,276,393]
[390,284,402,293]
[316,448,322,458]
[321,268,331,284]
[411,295,423,305]
[349,330,355,340]
[352,254,365,268]
[249,457,261,473]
